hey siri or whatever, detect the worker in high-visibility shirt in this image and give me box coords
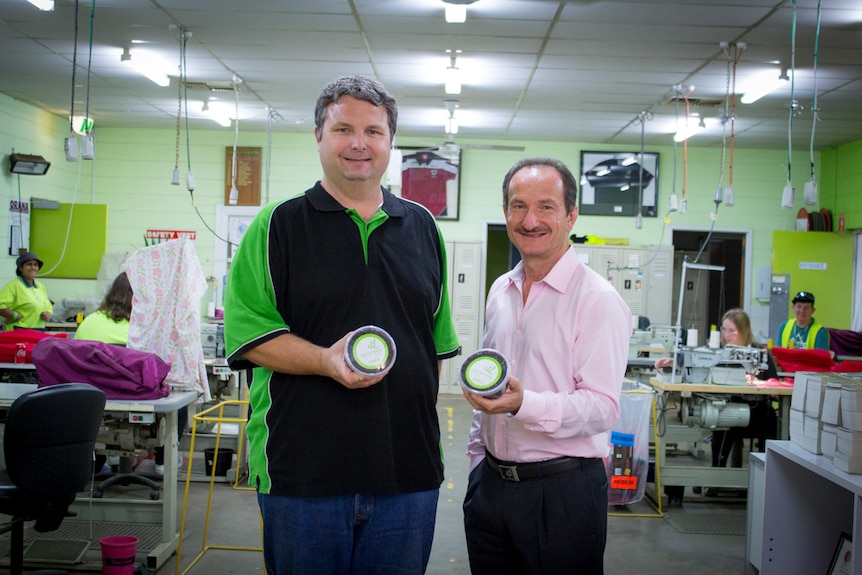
[776,291,830,350]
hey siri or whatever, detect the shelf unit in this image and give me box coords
[758,440,861,574]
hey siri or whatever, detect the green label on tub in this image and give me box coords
[352,333,389,370]
[464,356,502,390]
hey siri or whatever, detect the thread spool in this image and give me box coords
[207,302,216,317]
[686,328,699,347]
[708,330,721,349]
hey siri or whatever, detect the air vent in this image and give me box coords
[662,96,725,109]
[182,81,236,92]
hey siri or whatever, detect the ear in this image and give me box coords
[567,205,578,229]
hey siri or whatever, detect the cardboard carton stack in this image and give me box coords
[790,371,862,473]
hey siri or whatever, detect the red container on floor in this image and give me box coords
[100,535,138,575]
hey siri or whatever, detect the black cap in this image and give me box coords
[15,252,43,277]
[792,291,815,304]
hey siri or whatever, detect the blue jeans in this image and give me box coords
[257,489,439,575]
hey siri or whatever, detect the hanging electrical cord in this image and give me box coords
[668,85,682,213]
[265,109,274,205]
[688,202,720,266]
[228,78,240,205]
[173,29,231,247]
[264,107,284,206]
[172,28,185,186]
[713,46,732,208]
[679,87,693,214]
[723,42,745,207]
[64,0,80,161]
[805,0,823,205]
[182,30,195,192]
[633,110,652,230]
[82,0,94,140]
[782,0,800,208]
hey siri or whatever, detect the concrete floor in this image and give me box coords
[161,395,749,575]
[5,394,752,574]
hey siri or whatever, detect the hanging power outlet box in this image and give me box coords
[64,135,78,162]
[803,180,818,205]
[80,135,94,160]
[781,183,795,209]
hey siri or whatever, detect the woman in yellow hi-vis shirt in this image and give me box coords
[0,252,53,330]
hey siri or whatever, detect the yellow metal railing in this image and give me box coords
[175,400,263,575]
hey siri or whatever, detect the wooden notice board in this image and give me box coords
[224,146,262,206]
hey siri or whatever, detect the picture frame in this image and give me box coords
[399,146,461,221]
[578,150,658,217]
[827,532,852,575]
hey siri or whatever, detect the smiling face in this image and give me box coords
[504,164,577,270]
[315,95,391,194]
[19,260,40,282]
[792,301,815,327]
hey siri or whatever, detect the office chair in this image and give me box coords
[0,383,106,575]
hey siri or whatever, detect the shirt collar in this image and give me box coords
[307,181,406,218]
[506,246,578,294]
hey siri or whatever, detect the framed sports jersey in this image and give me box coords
[400,147,461,220]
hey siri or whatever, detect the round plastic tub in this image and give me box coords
[459,348,509,398]
[345,325,397,376]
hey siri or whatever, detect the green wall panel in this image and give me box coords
[31,204,108,279]
[772,230,855,329]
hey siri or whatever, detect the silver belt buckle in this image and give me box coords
[498,464,520,482]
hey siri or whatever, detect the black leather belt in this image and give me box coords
[485,452,592,482]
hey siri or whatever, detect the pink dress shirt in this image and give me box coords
[467,247,633,469]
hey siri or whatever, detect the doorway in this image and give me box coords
[670,229,749,342]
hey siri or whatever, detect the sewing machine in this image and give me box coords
[677,344,771,385]
[629,326,677,360]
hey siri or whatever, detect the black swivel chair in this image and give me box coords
[0,383,106,575]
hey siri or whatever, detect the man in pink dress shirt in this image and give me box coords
[462,157,632,575]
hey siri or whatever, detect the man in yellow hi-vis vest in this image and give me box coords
[777,291,830,350]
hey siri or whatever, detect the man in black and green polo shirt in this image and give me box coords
[224,75,459,575]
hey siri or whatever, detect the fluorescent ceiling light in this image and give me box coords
[202,102,232,127]
[444,4,466,23]
[673,116,706,142]
[741,69,790,104]
[121,48,170,87]
[26,0,54,10]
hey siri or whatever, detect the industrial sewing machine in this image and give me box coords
[629,326,677,360]
[94,407,167,499]
[676,344,770,385]
[669,344,771,430]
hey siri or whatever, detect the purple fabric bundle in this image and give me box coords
[32,338,171,400]
[828,328,862,358]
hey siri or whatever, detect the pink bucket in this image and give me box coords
[99,535,138,575]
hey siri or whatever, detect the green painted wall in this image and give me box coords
[772,230,855,329]
[1,92,859,318]
[820,140,862,230]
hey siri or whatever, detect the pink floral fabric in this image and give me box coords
[125,238,210,400]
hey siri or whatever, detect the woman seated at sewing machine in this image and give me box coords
[655,308,778,468]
